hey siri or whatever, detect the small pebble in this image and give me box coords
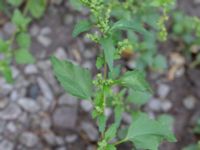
[65,134,78,143]
[3,22,16,35]
[59,93,78,106]
[161,100,172,112]
[18,97,40,113]
[157,84,170,99]
[37,35,52,47]
[54,47,68,60]
[24,64,38,75]
[0,140,14,150]
[80,100,93,112]
[20,132,39,148]
[81,122,98,141]
[183,96,196,110]
[148,98,162,112]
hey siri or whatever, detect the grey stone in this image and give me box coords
[157,84,170,99]
[64,14,73,25]
[83,61,93,70]
[194,0,200,4]
[0,140,14,150]
[37,35,52,47]
[24,64,38,74]
[14,76,29,88]
[80,100,93,112]
[53,106,77,129]
[0,98,9,109]
[18,97,40,113]
[127,60,136,69]
[43,70,60,93]
[30,114,42,129]
[183,96,196,110]
[56,147,67,150]
[0,120,6,133]
[55,136,65,145]
[81,122,98,141]
[104,108,112,117]
[0,78,13,95]
[161,100,172,112]
[0,103,22,120]
[10,90,19,101]
[148,98,162,112]
[58,93,78,106]
[6,122,17,133]
[20,132,39,148]
[37,96,52,111]
[83,50,95,59]
[11,66,20,79]
[122,112,132,124]
[30,25,40,37]
[40,27,52,35]
[87,145,96,150]
[65,134,78,143]
[54,47,68,60]
[3,22,16,35]
[18,112,28,124]
[43,132,57,146]
[37,77,53,101]
[175,67,185,78]
[40,116,52,130]
[37,60,51,71]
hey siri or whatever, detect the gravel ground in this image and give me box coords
[0,1,200,150]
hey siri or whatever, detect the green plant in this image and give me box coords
[182,119,200,150]
[0,0,47,82]
[52,0,176,149]
[171,11,200,68]
[70,0,176,72]
[183,141,200,150]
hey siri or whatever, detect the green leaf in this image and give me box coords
[100,37,115,71]
[72,20,92,37]
[7,0,23,6]
[69,0,83,11]
[105,124,117,141]
[183,144,199,150]
[0,61,13,83]
[97,115,107,133]
[111,19,149,36]
[96,56,104,69]
[11,10,31,30]
[128,90,152,106]
[114,106,123,128]
[16,32,31,49]
[126,113,176,150]
[0,40,10,53]
[106,145,116,150]
[15,49,35,64]
[51,56,93,99]
[152,54,167,71]
[27,0,46,18]
[118,70,152,93]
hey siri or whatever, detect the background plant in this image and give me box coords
[52,0,177,150]
[170,10,200,68]
[0,0,47,83]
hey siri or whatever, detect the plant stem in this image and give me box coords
[10,0,29,57]
[114,138,128,146]
[103,63,107,79]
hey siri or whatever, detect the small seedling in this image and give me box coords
[0,0,47,82]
